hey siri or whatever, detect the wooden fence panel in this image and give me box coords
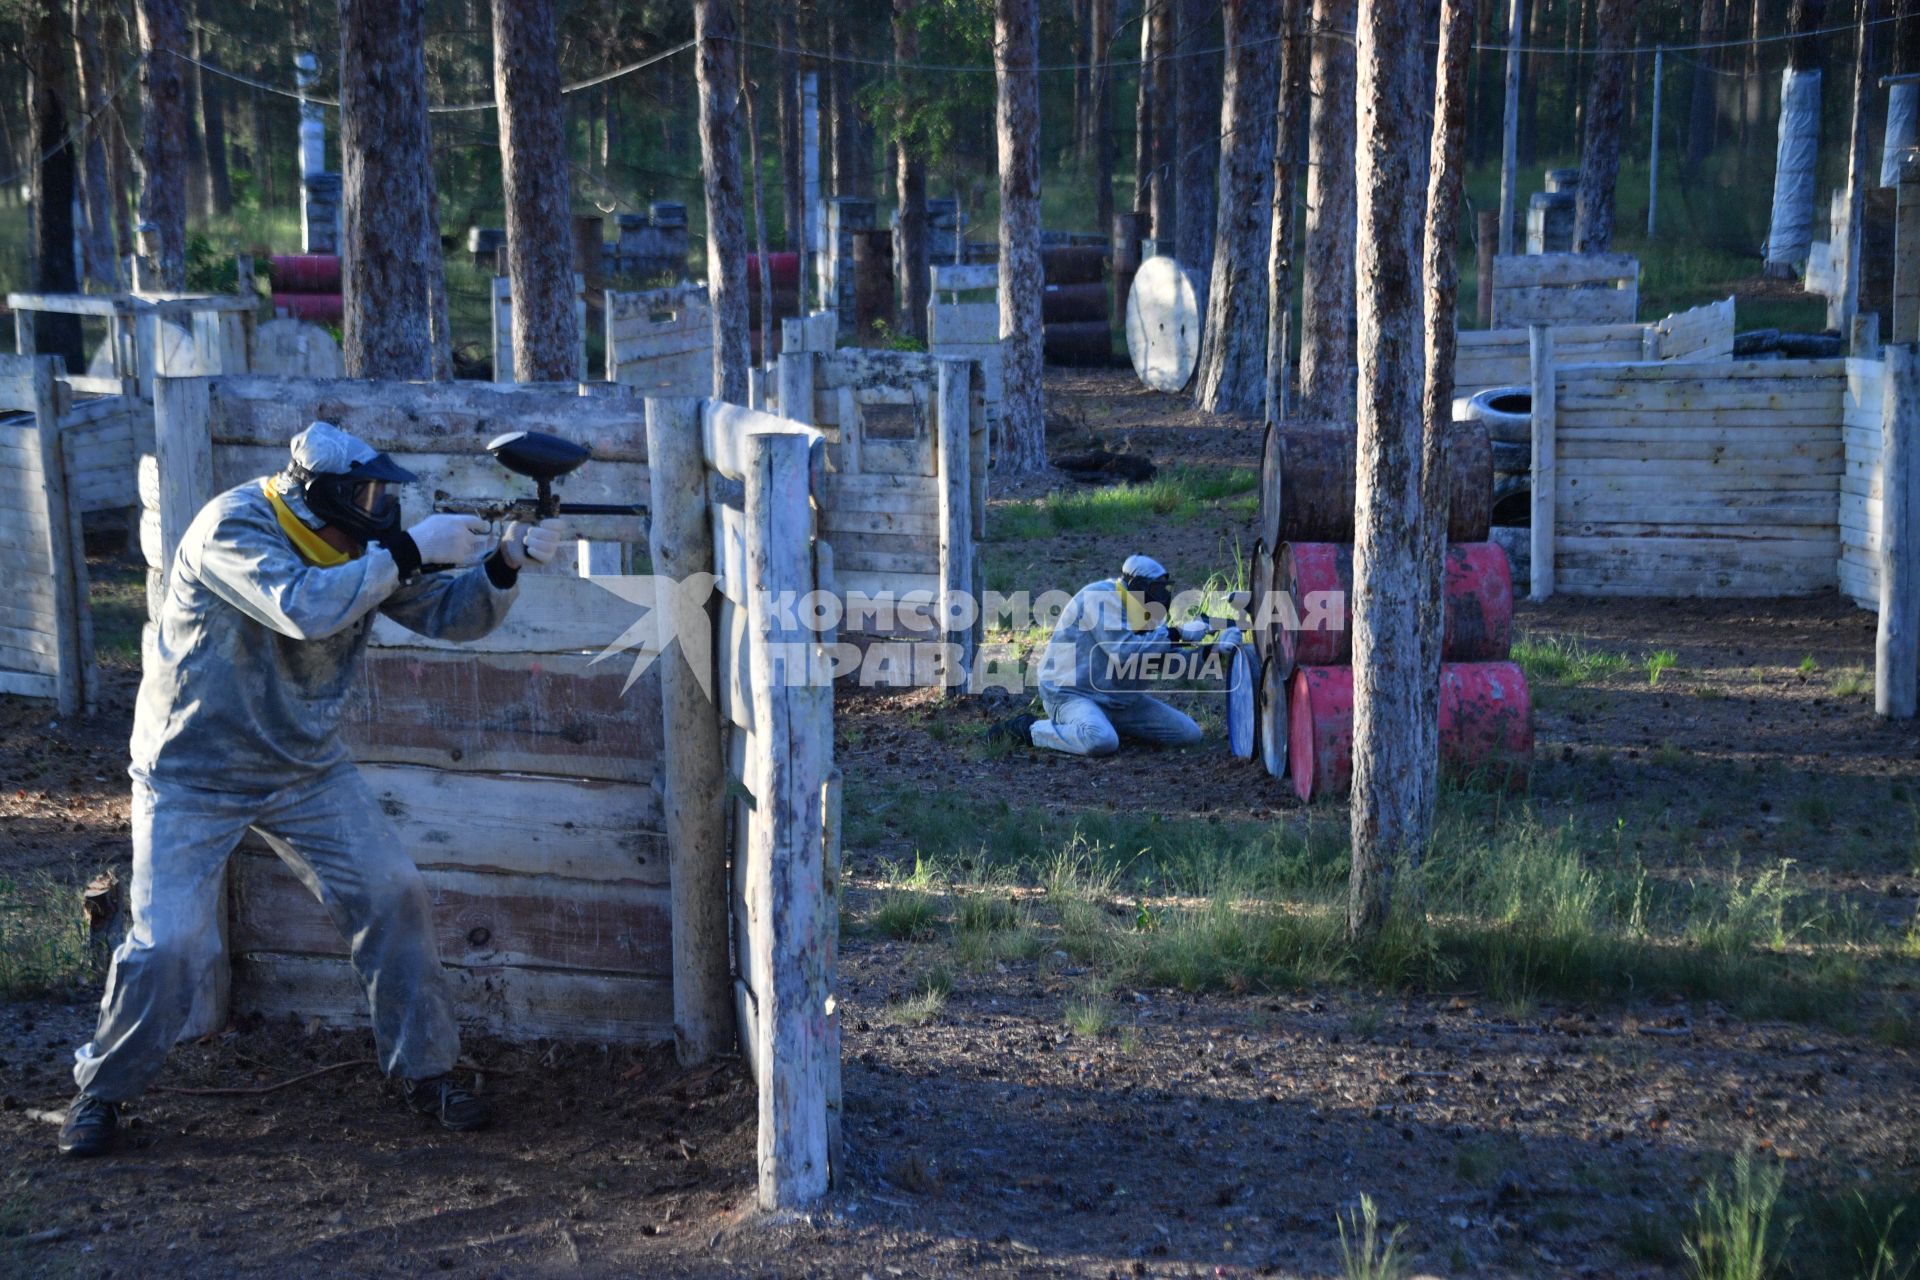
[607,284,711,394]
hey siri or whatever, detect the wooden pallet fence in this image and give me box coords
[928,263,1005,452]
[1454,298,1733,400]
[1528,349,1851,598]
[1489,252,1639,329]
[0,355,83,715]
[9,289,256,398]
[606,283,711,394]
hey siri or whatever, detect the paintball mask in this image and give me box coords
[285,421,419,545]
[1118,553,1173,630]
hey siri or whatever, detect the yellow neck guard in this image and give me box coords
[261,480,349,567]
[1116,580,1149,632]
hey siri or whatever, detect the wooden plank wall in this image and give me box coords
[0,355,82,713]
[927,264,1004,450]
[154,375,672,1043]
[1841,356,1885,609]
[1546,357,1847,597]
[1490,252,1640,329]
[1454,298,1733,400]
[606,284,711,395]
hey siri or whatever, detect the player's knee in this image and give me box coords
[1080,723,1121,756]
[1169,715,1203,746]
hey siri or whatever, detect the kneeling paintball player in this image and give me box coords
[58,423,564,1157]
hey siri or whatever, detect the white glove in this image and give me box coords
[406,514,493,567]
[501,520,566,570]
[1177,619,1211,644]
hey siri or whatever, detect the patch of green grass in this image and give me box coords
[869,889,940,940]
[1684,1150,1789,1280]
[1800,654,1820,675]
[1831,667,1874,699]
[1513,633,1633,685]
[1647,649,1679,686]
[1784,1183,1920,1280]
[990,467,1260,543]
[1064,993,1114,1038]
[884,986,948,1027]
[86,558,148,668]
[0,870,90,999]
[1337,1194,1408,1280]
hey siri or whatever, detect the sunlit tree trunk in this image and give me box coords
[696,0,749,401]
[1571,0,1637,253]
[134,0,189,289]
[494,0,581,381]
[995,0,1046,473]
[1299,0,1356,421]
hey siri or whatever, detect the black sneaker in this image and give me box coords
[56,1092,118,1157]
[986,712,1038,748]
[402,1074,492,1132]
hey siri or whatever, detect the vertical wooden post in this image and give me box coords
[936,359,973,693]
[1475,210,1496,327]
[646,395,733,1062]
[1498,0,1522,256]
[744,430,830,1210]
[1528,324,1555,600]
[13,310,33,356]
[1879,343,1920,718]
[1646,48,1662,238]
[1895,154,1920,343]
[27,358,79,719]
[152,375,212,588]
[1854,311,1882,357]
[776,345,815,426]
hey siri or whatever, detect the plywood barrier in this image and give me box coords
[1841,356,1887,610]
[0,355,83,715]
[1454,298,1733,400]
[928,264,1006,450]
[606,283,711,394]
[1489,252,1639,328]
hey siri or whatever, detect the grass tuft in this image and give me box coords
[1513,633,1633,685]
[1337,1194,1408,1280]
[0,871,91,998]
[1684,1150,1789,1280]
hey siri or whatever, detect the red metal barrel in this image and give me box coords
[1041,281,1110,324]
[1275,541,1513,672]
[269,255,342,292]
[747,252,802,289]
[1287,661,1533,802]
[273,293,343,324]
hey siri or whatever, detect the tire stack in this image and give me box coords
[269,254,343,325]
[1041,246,1111,365]
[1245,420,1533,801]
[1461,386,1533,587]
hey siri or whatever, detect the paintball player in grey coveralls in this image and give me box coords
[58,423,564,1157]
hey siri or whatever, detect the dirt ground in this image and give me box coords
[1,367,1917,1278]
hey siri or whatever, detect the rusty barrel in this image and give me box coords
[1257,653,1288,779]
[1044,320,1114,365]
[1274,541,1514,672]
[1256,419,1492,547]
[1249,539,1275,662]
[1042,281,1111,324]
[1287,661,1533,802]
[273,292,343,324]
[747,251,801,289]
[1042,245,1107,285]
[269,254,342,293]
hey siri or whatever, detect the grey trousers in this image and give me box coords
[74,765,458,1101]
[1032,691,1204,757]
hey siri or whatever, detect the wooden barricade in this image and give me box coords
[927,263,1005,450]
[1489,253,1639,329]
[1454,299,1732,401]
[0,355,83,715]
[606,283,711,394]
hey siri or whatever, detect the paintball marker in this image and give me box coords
[436,430,647,523]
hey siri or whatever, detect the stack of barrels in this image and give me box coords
[1041,246,1112,365]
[269,255,343,325]
[1245,420,1534,801]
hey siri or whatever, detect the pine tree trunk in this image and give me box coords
[1072,0,1091,155]
[995,0,1046,474]
[1742,0,1765,147]
[1299,0,1357,421]
[1173,0,1219,279]
[104,3,134,264]
[29,0,83,368]
[1346,0,1429,939]
[1415,0,1473,847]
[73,0,118,288]
[776,6,803,253]
[1519,0,1538,165]
[1195,0,1279,416]
[340,0,437,379]
[423,128,454,382]
[1150,3,1175,245]
[697,0,750,402]
[1266,0,1308,420]
[1832,0,1876,330]
[1572,0,1637,253]
[893,0,928,341]
[1132,5,1155,219]
[1089,0,1115,236]
[741,0,774,360]
[494,0,581,382]
[1687,0,1727,171]
[193,13,231,217]
[134,0,189,289]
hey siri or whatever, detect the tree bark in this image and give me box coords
[741,0,774,362]
[1741,0,1765,148]
[697,0,750,402]
[1132,3,1156,219]
[1686,0,1727,172]
[1150,1,1175,245]
[828,5,857,196]
[1834,0,1878,331]
[1265,0,1307,420]
[74,0,118,288]
[104,2,134,264]
[1347,0,1429,939]
[134,0,190,289]
[493,0,581,382]
[340,0,437,379]
[1519,0,1538,165]
[1173,0,1219,278]
[30,0,83,369]
[192,10,231,218]
[1571,0,1637,253]
[1072,0,1091,154]
[995,0,1046,474]
[776,5,803,253]
[893,0,928,341]
[1414,0,1473,849]
[1195,0,1279,415]
[1299,0,1357,421]
[1089,0,1115,237]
